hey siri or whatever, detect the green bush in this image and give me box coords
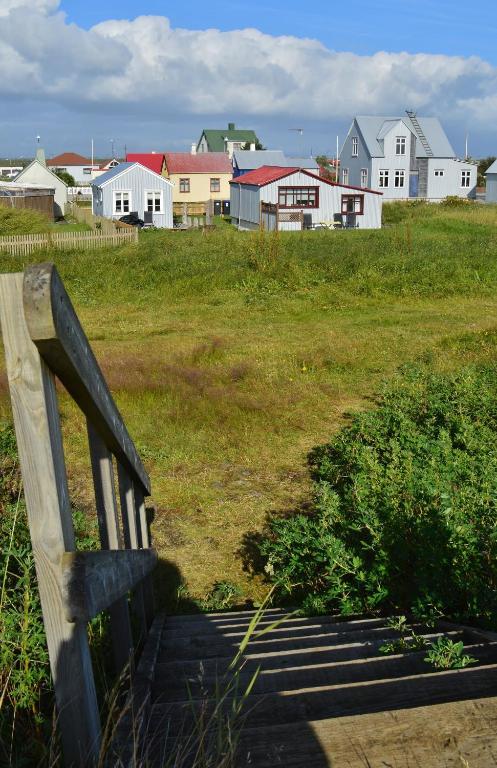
[0,206,51,235]
[259,365,497,626]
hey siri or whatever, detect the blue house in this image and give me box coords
[91,162,173,228]
[232,150,319,177]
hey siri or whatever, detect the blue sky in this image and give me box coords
[1,0,496,157]
[61,0,497,64]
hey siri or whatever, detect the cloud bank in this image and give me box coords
[1,0,497,135]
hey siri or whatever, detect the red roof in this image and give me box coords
[164,152,232,174]
[126,153,165,174]
[47,152,92,166]
[230,165,382,195]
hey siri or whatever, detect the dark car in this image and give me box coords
[119,213,144,228]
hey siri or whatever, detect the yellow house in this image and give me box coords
[164,152,232,204]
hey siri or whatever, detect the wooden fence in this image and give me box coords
[67,201,127,235]
[0,228,138,256]
[0,264,156,766]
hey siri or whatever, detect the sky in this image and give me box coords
[1,0,496,159]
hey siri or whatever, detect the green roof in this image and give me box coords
[199,126,259,152]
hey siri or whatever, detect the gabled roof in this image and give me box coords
[15,159,68,186]
[98,158,120,170]
[486,160,497,175]
[230,165,382,195]
[233,150,319,171]
[354,115,455,159]
[91,162,173,188]
[47,152,92,166]
[126,153,165,174]
[164,152,232,174]
[199,125,259,152]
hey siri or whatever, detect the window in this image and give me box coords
[83,167,92,175]
[342,168,349,185]
[278,186,319,208]
[352,137,358,157]
[113,191,130,214]
[394,169,405,188]
[461,170,471,188]
[434,169,445,177]
[360,169,368,188]
[179,178,190,193]
[379,169,389,188]
[146,190,163,213]
[341,194,364,214]
[395,136,406,155]
[232,142,242,150]
[210,177,220,192]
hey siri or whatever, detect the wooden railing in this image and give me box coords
[0,264,156,766]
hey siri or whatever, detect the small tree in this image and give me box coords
[477,156,496,187]
[54,170,75,187]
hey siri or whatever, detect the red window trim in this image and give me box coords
[278,186,320,209]
[341,194,364,215]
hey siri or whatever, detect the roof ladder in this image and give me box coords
[406,110,434,157]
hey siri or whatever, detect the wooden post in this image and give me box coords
[133,482,155,628]
[0,274,101,767]
[87,421,134,674]
[117,462,148,642]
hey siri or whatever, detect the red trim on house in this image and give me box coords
[229,166,382,195]
[278,186,320,208]
[341,193,365,215]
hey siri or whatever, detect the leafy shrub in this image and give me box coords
[440,196,474,208]
[259,365,497,626]
[0,206,51,235]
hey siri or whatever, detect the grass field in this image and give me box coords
[1,200,497,609]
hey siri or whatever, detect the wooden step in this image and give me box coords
[156,630,463,677]
[160,614,386,638]
[159,624,434,660]
[152,663,497,733]
[164,608,289,625]
[234,697,497,767]
[153,641,497,702]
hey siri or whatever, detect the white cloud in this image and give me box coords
[1,2,497,129]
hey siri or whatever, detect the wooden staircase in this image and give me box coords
[146,609,497,767]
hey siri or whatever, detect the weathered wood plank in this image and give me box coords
[0,272,101,766]
[133,482,155,628]
[87,421,134,673]
[22,263,150,494]
[117,462,148,640]
[61,549,157,622]
[235,697,497,768]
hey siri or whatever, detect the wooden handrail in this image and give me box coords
[22,263,150,494]
[0,264,157,767]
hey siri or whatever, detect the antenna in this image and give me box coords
[36,135,41,145]
[289,128,303,136]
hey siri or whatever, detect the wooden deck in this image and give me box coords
[144,609,497,767]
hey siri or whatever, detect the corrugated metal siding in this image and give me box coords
[487,175,497,203]
[98,166,173,227]
[232,171,381,230]
[426,159,477,200]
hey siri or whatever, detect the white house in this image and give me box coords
[485,160,497,203]
[340,112,477,201]
[230,166,382,231]
[47,152,100,184]
[91,162,173,228]
[14,149,68,216]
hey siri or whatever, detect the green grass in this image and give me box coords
[1,201,497,607]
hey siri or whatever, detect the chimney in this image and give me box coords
[191,143,197,155]
[249,143,255,151]
[228,122,235,131]
[36,147,46,166]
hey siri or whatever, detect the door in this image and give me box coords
[409,173,419,198]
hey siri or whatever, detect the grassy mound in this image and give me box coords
[0,205,51,235]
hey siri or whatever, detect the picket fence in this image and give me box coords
[0,229,138,256]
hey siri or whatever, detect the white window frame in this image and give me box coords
[395,136,406,155]
[379,169,389,188]
[351,137,358,157]
[434,169,445,177]
[461,170,471,188]
[360,169,368,188]
[394,169,405,188]
[113,190,131,215]
[342,168,349,185]
[145,189,163,213]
